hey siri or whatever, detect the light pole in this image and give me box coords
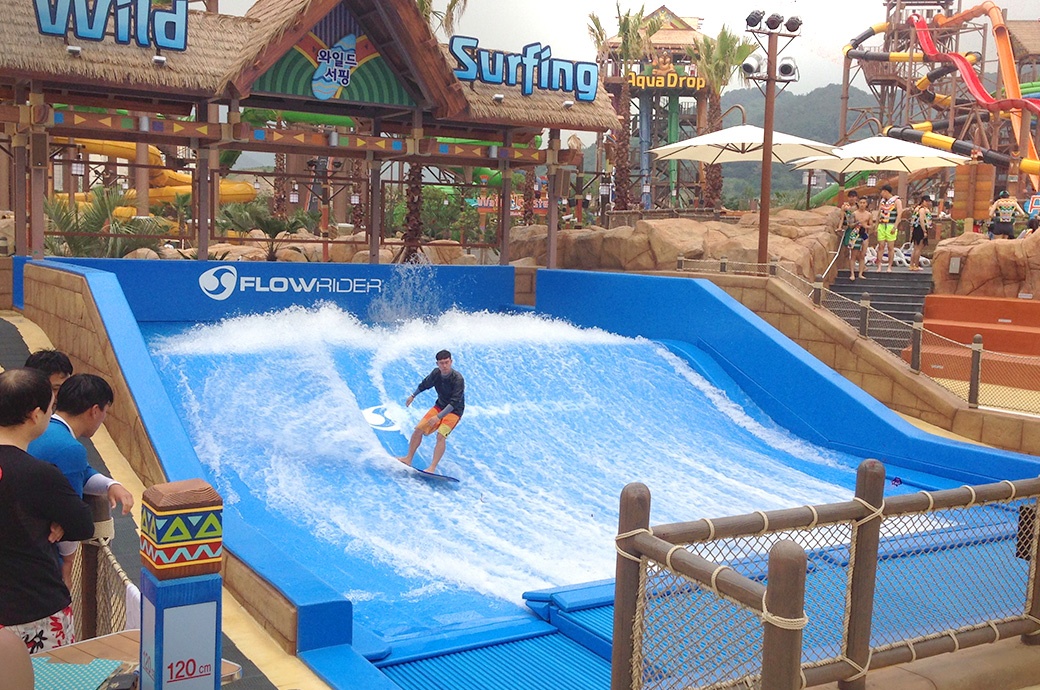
[744,11,801,266]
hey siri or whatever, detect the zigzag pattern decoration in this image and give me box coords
[140,538,224,568]
[141,505,222,545]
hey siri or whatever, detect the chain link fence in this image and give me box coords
[675,257,1040,415]
[615,463,1040,690]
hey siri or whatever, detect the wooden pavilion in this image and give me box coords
[0,0,619,263]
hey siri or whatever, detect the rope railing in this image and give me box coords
[675,257,1040,416]
[613,461,1040,690]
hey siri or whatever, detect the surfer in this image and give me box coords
[398,350,465,476]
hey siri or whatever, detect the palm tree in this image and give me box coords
[44,187,169,258]
[398,0,470,263]
[687,27,756,208]
[589,5,661,211]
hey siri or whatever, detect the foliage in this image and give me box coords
[415,0,467,35]
[384,186,483,244]
[687,26,756,208]
[44,187,169,258]
[214,197,309,260]
[589,4,662,211]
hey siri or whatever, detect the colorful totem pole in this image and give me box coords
[139,479,224,690]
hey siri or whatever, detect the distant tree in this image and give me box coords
[589,4,661,211]
[687,27,756,208]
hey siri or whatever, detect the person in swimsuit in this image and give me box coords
[398,350,465,475]
[874,185,903,272]
[837,190,860,276]
[850,197,873,280]
[909,195,932,271]
[988,190,1025,239]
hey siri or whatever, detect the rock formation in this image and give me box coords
[933,231,1040,297]
[507,207,843,280]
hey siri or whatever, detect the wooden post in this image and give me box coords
[813,275,823,307]
[136,140,151,217]
[859,293,870,338]
[611,483,651,690]
[12,84,28,257]
[911,313,924,373]
[547,129,560,269]
[760,539,808,690]
[968,334,983,409]
[499,131,512,265]
[140,479,224,689]
[838,459,886,690]
[29,131,48,260]
[77,494,113,640]
[196,151,210,260]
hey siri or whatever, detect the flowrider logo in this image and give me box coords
[198,266,383,301]
[199,266,237,301]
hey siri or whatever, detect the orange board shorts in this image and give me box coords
[419,407,461,437]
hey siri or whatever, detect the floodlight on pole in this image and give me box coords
[784,16,802,33]
[765,13,784,30]
[777,57,799,81]
[746,10,764,28]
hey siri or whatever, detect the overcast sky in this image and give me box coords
[219,0,1039,94]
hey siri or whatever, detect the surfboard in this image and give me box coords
[409,466,460,484]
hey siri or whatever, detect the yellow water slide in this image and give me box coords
[66,139,256,204]
[934,2,1040,189]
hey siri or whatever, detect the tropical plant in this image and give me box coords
[415,0,468,35]
[214,198,307,260]
[521,170,535,226]
[44,187,169,258]
[589,4,662,211]
[398,163,425,263]
[687,27,756,207]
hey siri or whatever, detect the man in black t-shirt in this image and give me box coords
[398,349,465,475]
[0,369,93,653]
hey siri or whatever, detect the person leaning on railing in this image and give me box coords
[0,369,93,654]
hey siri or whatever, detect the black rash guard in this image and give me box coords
[414,369,465,417]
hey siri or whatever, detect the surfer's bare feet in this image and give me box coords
[397,456,412,466]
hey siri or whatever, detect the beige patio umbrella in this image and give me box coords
[789,136,969,173]
[651,124,837,164]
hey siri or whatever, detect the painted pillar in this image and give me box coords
[668,96,680,203]
[195,152,210,260]
[13,134,27,256]
[29,131,47,260]
[547,129,560,269]
[136,141,151,217]
[639,94,652,210]
[498,130,512,265]
[139,479,223,690]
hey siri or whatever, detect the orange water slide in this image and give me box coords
[933,2,1040,189]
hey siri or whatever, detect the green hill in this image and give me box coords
[718,83,875,201]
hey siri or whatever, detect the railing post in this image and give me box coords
[612,483,651,690]
[910,313,923,373]
[720,256,728,273]
[1022,501,1040,645]
[677,253,685,271]
[839,459,886,690]
[858,293,870,338]
[968,334,983,409]
[769,259,778,277]
[78,493,113,640]
[761,540,808,690]
[813,274,824,307]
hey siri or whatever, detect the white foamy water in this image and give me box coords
[149,304,859,632]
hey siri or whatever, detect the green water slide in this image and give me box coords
[809,170,872,206]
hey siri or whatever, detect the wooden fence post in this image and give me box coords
[839,459,886,690]
[612,483,651,690]
[761,539,808,690]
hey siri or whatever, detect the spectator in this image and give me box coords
[0,368,93,653]
[988,190,1026,239]
[28,374,133,588]
[24,349,72,394]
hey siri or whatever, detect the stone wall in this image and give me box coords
[22,263,302,653]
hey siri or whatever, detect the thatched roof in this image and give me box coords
[1007,20,1040,61]
[605,6,703,52]
[455,77,620,132]
[0,0,256,100]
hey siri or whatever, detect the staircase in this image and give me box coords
[824,267,933,352]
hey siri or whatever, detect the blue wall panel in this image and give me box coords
[534,270,1040,484]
